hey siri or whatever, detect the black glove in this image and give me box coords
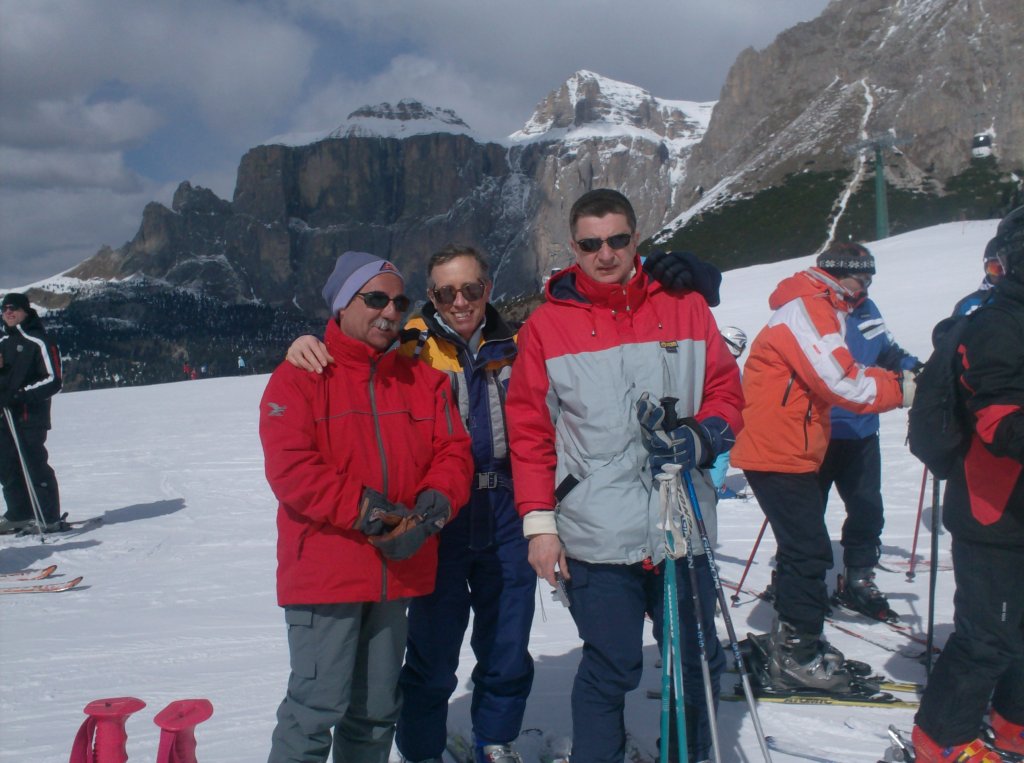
[370,490,452,561]
[636,392,734,474]
[643,251,722,307]
[354,487,410,537]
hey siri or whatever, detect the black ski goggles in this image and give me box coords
[356,291,411,312]
[431,281,486,305]
[574,233,633,254]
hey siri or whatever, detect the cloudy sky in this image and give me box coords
[0,0,830,287]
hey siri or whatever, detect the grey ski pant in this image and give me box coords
[268,599,410,763]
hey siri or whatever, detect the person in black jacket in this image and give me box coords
[0,292,63,533]
[912,207,1024,762]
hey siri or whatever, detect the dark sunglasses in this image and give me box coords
[2,305,24,313]
[574,233,633,254]
[431,281,486,305]
[356,291,411,312]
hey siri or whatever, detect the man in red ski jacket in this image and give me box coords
[260,251,473,763]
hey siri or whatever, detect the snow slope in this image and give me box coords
[0,220,999,762]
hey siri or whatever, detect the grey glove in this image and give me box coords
[370,490,451,561]
[354,487,410,537]
[412,489,451,535]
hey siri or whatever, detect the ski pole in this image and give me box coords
[664,465,722,763]
[925,472,941,675]
[731,516,769,605]
[656,472,688,763]
[906,465,928,581]
[678,467,773,763]
[2,406,49,538]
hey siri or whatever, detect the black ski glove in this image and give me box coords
[354,487,410,537]
[643,251,722,307]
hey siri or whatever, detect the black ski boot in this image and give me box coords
[764,619,855,694]
[833,566,899,623]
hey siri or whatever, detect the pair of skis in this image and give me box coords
[724,576,940,658]
[0,564,83,594]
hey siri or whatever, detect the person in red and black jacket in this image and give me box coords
[912,207,1024,763]
[259,252,473,763]
[0,292,63,534]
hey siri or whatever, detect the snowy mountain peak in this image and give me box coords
[510,69,714,146]
[328,99,475,140]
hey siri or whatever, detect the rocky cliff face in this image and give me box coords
[63,75,710,312]
[57,0,1023,316]
[510,70,711,276]
[680,0,1023,217]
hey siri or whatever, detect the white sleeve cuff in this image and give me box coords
[523,510,558,538]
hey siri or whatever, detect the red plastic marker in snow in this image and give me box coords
[153,699,214,763]
[69,696,147,763]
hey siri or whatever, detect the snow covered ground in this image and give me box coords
[0,220,999,762]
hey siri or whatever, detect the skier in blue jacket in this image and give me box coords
[815,244,921,621]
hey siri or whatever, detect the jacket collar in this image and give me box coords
[769,267,854,314]
[546,257,648,312]
[323,318,390,367]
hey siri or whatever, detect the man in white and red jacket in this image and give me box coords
[507,189,743,763]
[259,251,473,763]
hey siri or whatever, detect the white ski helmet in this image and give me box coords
[720,326,747,358]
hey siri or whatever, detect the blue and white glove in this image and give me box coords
[635,392,734,474]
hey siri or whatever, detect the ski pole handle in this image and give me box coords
[659,396,680,431]
[154,698,214,763]
[69,696,146,763]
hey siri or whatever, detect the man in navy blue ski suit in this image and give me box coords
[815,244,920,618]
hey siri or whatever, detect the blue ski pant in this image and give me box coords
[396,498,535,761]
[818,434,885,568]
[564,555,724,763]
[268,600,409,763]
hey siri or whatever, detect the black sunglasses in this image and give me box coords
[356,291,411,312]
[574,233,633,254]
[431,281,486,305]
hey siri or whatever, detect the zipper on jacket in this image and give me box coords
[368,360,389,602]
[803,399,812,451]
[441,388,454,434]
[780,372,796,407]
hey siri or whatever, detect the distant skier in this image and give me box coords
[0,292,64,534]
